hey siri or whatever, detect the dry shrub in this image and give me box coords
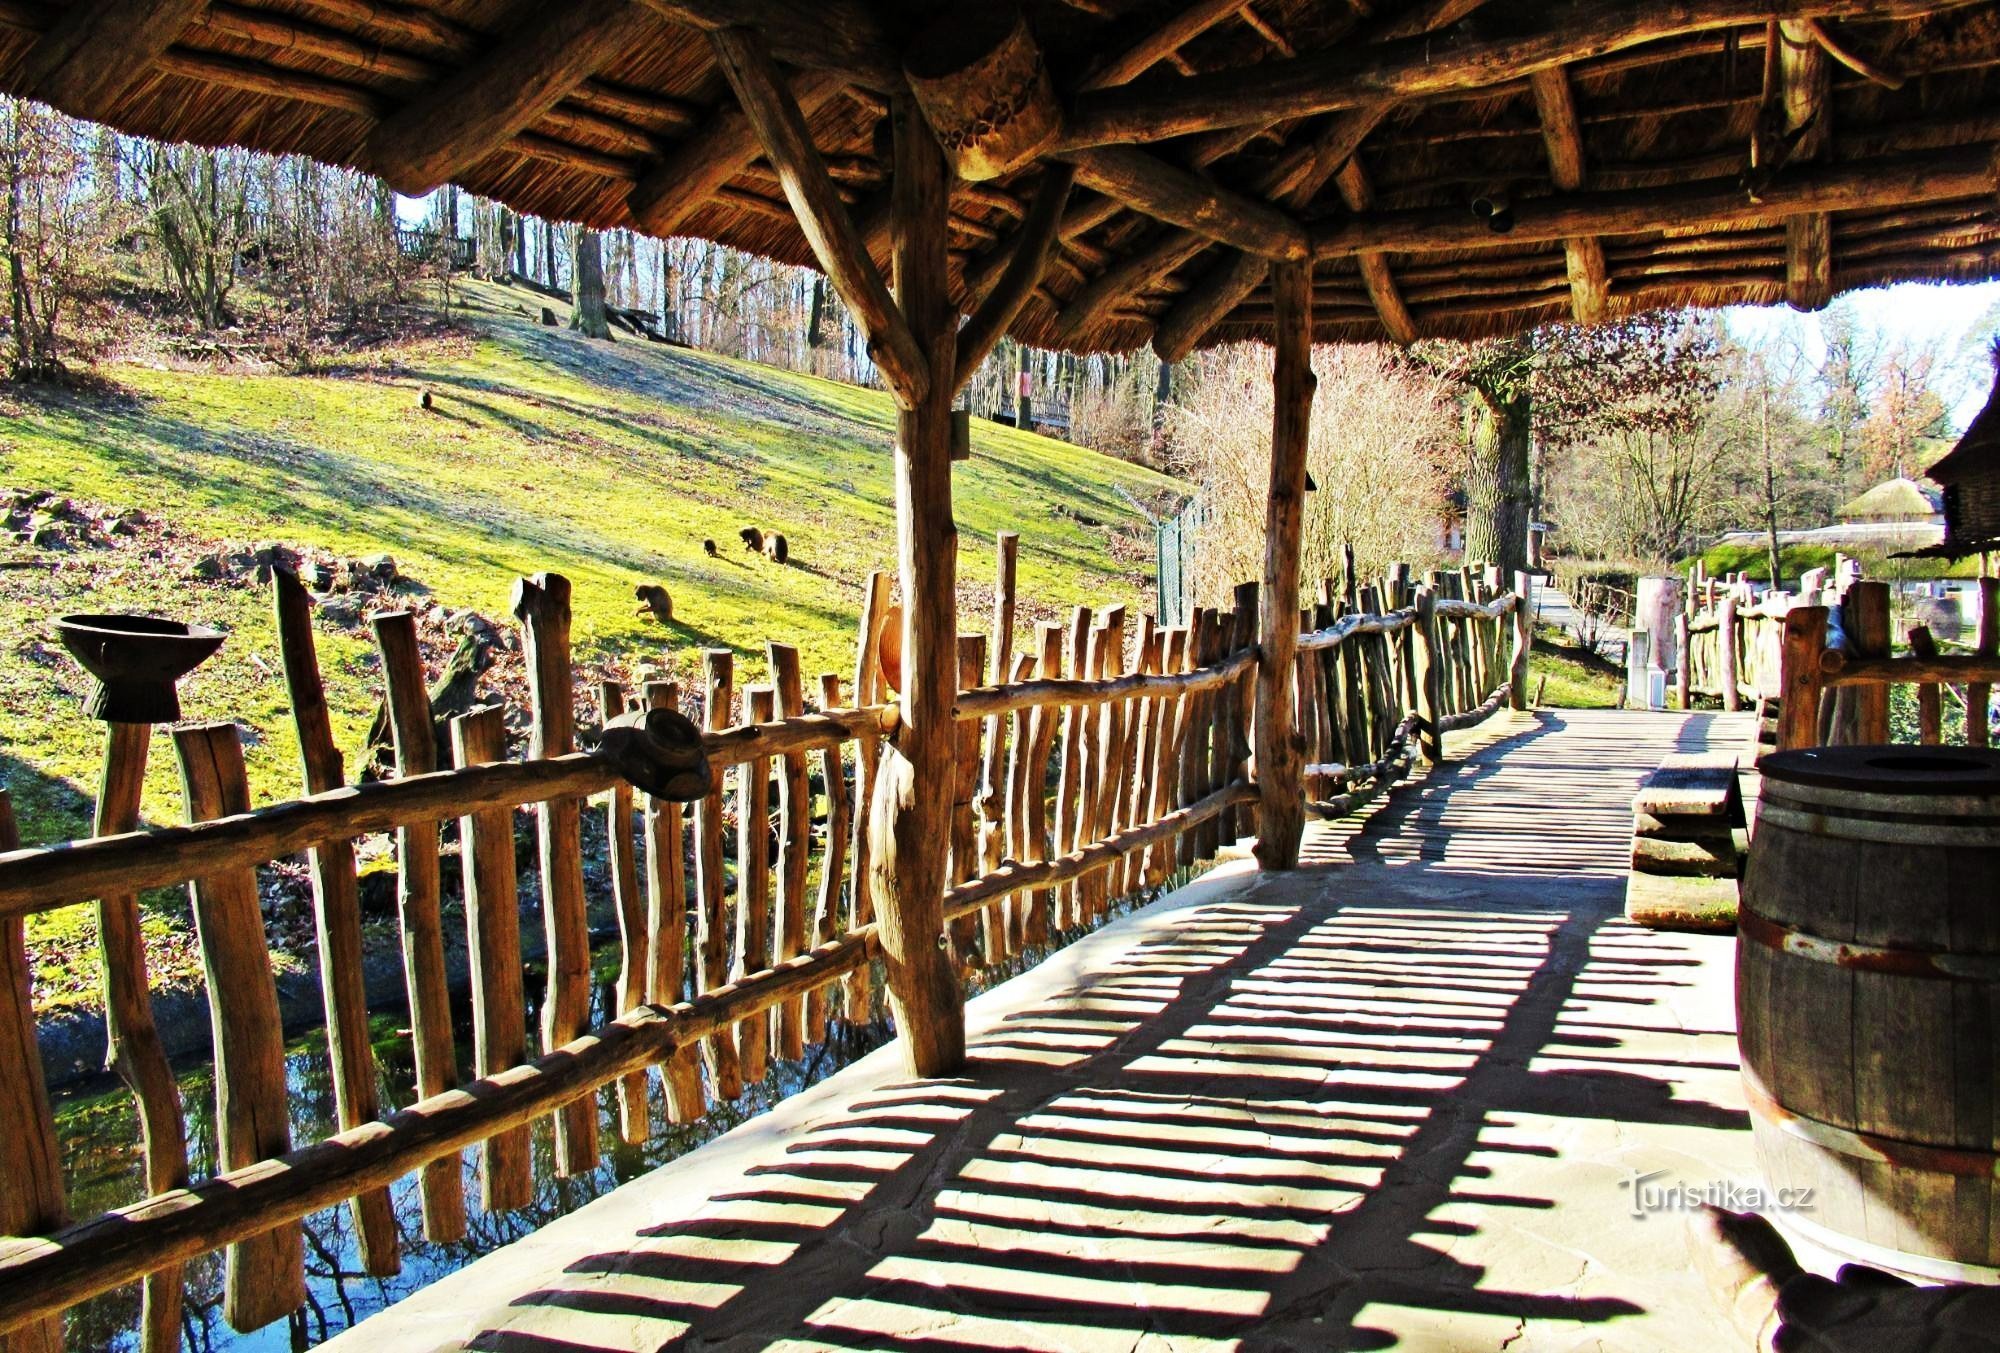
[1168,342,1458,609]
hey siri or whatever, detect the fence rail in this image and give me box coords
[0,546,1528,1344]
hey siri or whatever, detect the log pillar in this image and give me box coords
[868,94,965,1077]
[1252,259,1314,871]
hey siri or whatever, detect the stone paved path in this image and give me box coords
[325,708,1763,1353]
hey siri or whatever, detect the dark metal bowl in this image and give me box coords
[55,614,225,724]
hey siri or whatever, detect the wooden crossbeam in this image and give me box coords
[635,0,899,91]
[1529,66,1611,324]
[1055,229,1213,344]
[628,71,845,239]
[1311,144,1998,259]
[709,26,928,406]
[10,0,201,116]
[955,164,1075,388]
[1077,0,1253,92]
[1335,161,1418,343]
[1778,18,1834,309]
[1058,145,1309,261]
[364,0,645,195]
[1061,0,1972,148]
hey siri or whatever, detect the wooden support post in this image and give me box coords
[88,721,186,1353]
[270,570,397,1275]
[1909,626,1944,745]
[1510,572,1534,710]
[695,650,743,1095]
[1416,587,1444,764]
[0,791,62,1353]
[1777,605,1829,752]
[174,724,305,1332]
[1972,577,1998,747]
[845,572,890,1021]
[808,672,849,1043]
[449,707,534,1210]
[1254,259,1314,870]
[369,613,467,1236]
[1718,594,1742,712]
[511,574,597,1173]
[598,680,651,1144]
[734,685,776,1082]
[769,646,812,1059]
[1023,622,1064,941]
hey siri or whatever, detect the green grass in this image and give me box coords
[0,281,1180,1004]
[1692,539,1979,583]
[1528,624,1626,708]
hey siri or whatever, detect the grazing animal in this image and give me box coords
[738,526,764,552]
[419,388,435,410]
[634,583,673,625]
[763,533,789,565]
[539,306,558,326]
[702,538,717,557]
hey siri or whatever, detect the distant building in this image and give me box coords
[1922,347,2000,559]
[1837,476,1942,525]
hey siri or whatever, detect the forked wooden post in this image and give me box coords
[844,572,891,1021]
[1253,258,1314,871]
[865,94,966,1077]
[976,532,1019,876]
[1509,571,1534,710]
[695,650,743,1097]
[1776,605,1830,752]
[0,789,65,1353]
[1415,586,1444,765]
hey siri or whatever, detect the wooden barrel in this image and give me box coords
[1739,744,2000,1278]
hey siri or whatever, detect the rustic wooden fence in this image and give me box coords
[1676,573,1790,713]
[0,547,1527,1347]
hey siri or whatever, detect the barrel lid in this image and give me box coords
[1759,745,2000,794]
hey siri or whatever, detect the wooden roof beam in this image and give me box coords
[1529,66,1611,325]
[8,0,201,117]
[1061,0,1972,148]
[1311,144,1998,259]
[1058,144,1308,263]
[1077,0,1254,92]
[627,71,846,239]
[709,25,928,406]
[955,164,1075,386]
[1778,18,1834,309]
[1055,229,1213,344]
[1334,161,1418,343]
[365,0,647,196]
[636,0,899,91]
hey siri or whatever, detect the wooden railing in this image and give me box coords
[0,550,1530,1345]
[1675,575,1789,712]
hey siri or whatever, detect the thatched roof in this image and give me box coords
[1837,476,1940,521]
[5,0,2000,357]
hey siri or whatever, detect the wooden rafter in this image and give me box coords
[1529,66,1611,324]
[1778,19,1834,308]
[1055,229,1213,344]
[1076,0,1253,92]
[1057,145,1309,261]
[1334,161,1418,343]
[627,71,846,239]
[635,0,899,91]
[10,0,201,116]
[955,164,1075,387]
[365,0,648,196]
[1061,0,1972,148]
[1311,144,1997,259]
[708,25,928,406]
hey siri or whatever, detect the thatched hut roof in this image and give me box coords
[1837,476,1940,522]
[4,0,2000,356]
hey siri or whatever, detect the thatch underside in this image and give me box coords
[3,0,2000,355]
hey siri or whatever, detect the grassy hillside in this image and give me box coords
[0,281,1179,1003]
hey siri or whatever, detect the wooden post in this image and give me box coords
[1253,258,1314,871]
[1178,607,1211,870]
[1830,581,1890,744]
[370,612,467,1237]
[174,724,305,1332]
[449,707,533,1209]
[512,574,597,1173]
[1053,606,1091,923]
[695,649,743,1096]
[1416,586,1444,765]
[1224,583,1257,845]
[270,570,397,1275]
[598,679,650,1144]
[1972,577,1998,747]
[1148,626,1189,886]
[0,790,64,1353]
[1000,652,1036,953]
[868,94,965,1076]
[1718,594,1742,712]
[808,672,849,1043]
[1510,572,1534,710]
[1776,605,1829,752]
[1022,622,1063,941]
[1909,626,1944,745]
[844,571,891,1021]
[89,720,187,1353]
[976,531,1018,876]
[769,645,812,1059]
[950,633,987,956]
[734,685,776,1082]
[641,680,704,1119]
[1675,611,1693,708]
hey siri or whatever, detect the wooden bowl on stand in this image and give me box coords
[56,614,225,724]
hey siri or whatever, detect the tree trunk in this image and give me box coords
[571,229,611,340]
[806,275,826,352]
[1015,343,1032,430]
[1463,387,1531,576]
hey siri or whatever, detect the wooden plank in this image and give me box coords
[0,790,64,1353]
[695,650,743,1097]
[807,673,850,1042]
[173,724,305,1332]
[769,647,812,1059]
[733,685,776,1084]
[640,681,705,1121]
[371,612,468,1237]
[269,569,397,1275]
[449,707,533,1212]
[86,721,186,1353]
[598,680,651,1144]
[511,574,597,1173]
